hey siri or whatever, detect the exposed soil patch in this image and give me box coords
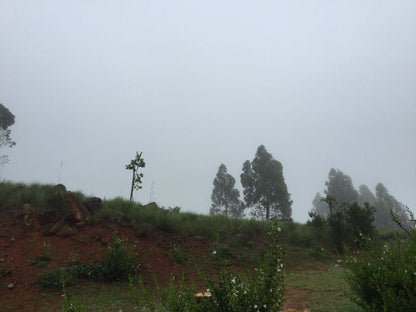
[0,211,309,311]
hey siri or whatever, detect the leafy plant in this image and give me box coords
[152,218,285,311]
[126,151,146,202]
[35,268,63,289]
[29,242,54,268]
[93,236,138,281]
[60,268,86,312]
[346,209,416,311]
[35,237,138,289]
[170,243,188,265]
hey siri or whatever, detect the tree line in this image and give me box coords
[210,145,292,220]
[311,168,411,229]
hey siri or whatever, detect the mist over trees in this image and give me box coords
[311,168,411,229]
[324,168,358,206]
[210,164,244,218]
[0,104,16,166]
[240,145,292,220]
[210,145,292,220]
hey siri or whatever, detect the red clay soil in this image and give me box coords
[0,212,308,311]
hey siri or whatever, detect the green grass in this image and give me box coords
[0,181,56,211]
[286,265,362,312]
[65,282,136,311]
[0,181,406,311]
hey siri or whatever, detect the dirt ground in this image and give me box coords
[0,212,310,311]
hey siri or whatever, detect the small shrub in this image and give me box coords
[29,242,54,268]
[60,268,86,312]
[153,218,285,312]
[170,243,188,265]
[35,237,138,288]
[129,275,155,311]
[347,211,416,311]
[92,237,137,281]
[35,268,63,289]
[159,275,199,312]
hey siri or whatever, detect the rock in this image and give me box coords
[57,224,77,237]
[7,282,14,289]
[48,220,64,235]
[113,210,129,226]
[75,222,86,229]
[22,203,35,215]
[54,184,67,193]
[63,193,90,223]
[84,197,103,214]
[24,214,31,226]
[38,210,59,225]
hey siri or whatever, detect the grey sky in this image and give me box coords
[1,1,415,222]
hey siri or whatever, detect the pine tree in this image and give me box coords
[324,168,358,209]
[210,164,244,218]
[240,145,292,220]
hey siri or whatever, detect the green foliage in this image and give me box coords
[35,237,138,289]
[152,218,285,312]
[311,192,330,218]
[347,219,416,311]
[210,163,244,218]
[0,104,16,166]
[318,196,376,253]
[100,197,271,239]
[0,267,11,277]
[324,169,358,208]
[170,242,188,265]
[60,268,86,312]
[35,268,63,289]
[29,242,55,268]
[158,275,200,312]
[241,145,292,220]
[126,151,146,202]
[287,266,361,312]
[0,181,56,211]
[375,183,411,229]
[129,275,156,310]
[90,237,138,281]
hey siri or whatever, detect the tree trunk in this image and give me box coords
[266,204,270,220]
[129,168,136,202]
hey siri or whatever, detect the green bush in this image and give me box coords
[151,218,285,311]
[35,237,138,288]
[0,181,56,211]
[35,268,64,289]
[93,237,137,281]
[321,200,375,252]
[347,215,416,311]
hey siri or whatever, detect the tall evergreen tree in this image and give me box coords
[375,183,410,229]
[210,164,244,218]
[240,145,292,220]
[311,192,330,218]
[357,184,377,207]
[324,168,358,209]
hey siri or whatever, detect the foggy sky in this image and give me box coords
[1,1,415,222]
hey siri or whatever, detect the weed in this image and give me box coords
[170,243,188,265]
[93,237,138,281]
[150,218,285,312]
[34,236,138,288]
[0,267,11,277]
[60,268,86,312]
[346,210,416,311]
[29,241,54,268]
[35,268,63,289]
